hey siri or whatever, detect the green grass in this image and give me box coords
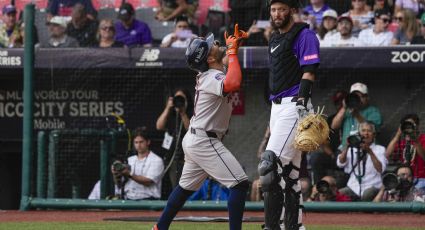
[0,222,424,230]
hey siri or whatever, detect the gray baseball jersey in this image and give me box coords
[179,68,248,191]
[189,69,232,135]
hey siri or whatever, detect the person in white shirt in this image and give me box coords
[337,121,387,201]
[358,9,393,46]
[111,127,164,200]
[160,15,196,48]
[322,16,362,47]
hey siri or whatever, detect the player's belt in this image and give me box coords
[190,128,218,139]
[272,96,298,104]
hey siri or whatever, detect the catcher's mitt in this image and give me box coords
[294,107,330,152]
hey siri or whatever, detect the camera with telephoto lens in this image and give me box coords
[316,180,331,194]
[173,95,186,109]
[112,161,130,172]
[345,92,361,110]
[347,134,363,147]
[400,120,416,135]
[382,173,413,193]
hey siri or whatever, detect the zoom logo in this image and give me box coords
[391,51,425,63]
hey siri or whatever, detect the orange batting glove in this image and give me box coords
[224,24,248,55]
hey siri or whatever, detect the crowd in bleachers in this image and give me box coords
[0,0,424,48]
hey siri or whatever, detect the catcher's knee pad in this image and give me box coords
[258,150,281,192]
[283,182,303,230]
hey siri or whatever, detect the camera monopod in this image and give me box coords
[350,147,366,199]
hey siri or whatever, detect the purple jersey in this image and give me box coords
[115,19,152,47]
[303,4,330,25]
[293,28,320,67]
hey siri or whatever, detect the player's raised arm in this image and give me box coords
[223,24,248,93]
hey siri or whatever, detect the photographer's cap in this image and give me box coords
[350,82,368,95]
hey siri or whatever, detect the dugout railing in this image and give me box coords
[9,4,425,211]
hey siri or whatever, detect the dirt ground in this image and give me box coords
[1,210,424,228]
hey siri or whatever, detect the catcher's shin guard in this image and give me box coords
[259,150,284,230]
[262,184,284,230]
[282,163,304,230]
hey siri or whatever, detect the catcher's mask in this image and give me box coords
[185,33,215,73]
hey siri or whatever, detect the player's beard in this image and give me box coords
[271,13,292,30]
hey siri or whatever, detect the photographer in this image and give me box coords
[331,82,382,148]
[373,165,417,202]
[386,114,425,191]
[337,121,387,201]
[111,127,164,200]
[307,176,351,202]
[156,88,193,188]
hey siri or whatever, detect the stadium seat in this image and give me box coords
[135,7,157,23]
[97,7,117,21]
[147,20,176,44]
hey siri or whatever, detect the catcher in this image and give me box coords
[258,0,323,229]
[154,25,249,230]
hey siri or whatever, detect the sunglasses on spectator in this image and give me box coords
[379,17,391,23]
[101,26,114,31]
[394,17,403,21]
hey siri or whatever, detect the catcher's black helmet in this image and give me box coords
[185,33,214,73]
[269,0,299,9]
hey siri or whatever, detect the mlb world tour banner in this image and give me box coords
[0,46,424,140]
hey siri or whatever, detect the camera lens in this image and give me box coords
[173,95,186,108]
[347,134,362,147]
[316,180,330,194]
[382,173,399,190]
[345,92,361,110]
[401,121,415,135]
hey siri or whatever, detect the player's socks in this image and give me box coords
[156,185,194,230]
[227,182,248,230]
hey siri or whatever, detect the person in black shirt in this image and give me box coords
[66,3,98,47]
[156,88,193,189]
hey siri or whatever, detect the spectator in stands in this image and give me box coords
[342,0,374,37]
[321,16,362,46]
[337,121,387,201]
[373,165,420,202]
[66,3,98,47]
[331,82,382,148]
[300,177,313,202]
[94,19,124,48]
[155,0,197,22]
[111,127,164,200]
[412,12,425,44]
[316,9,338,41]
[47,0,96,21]
[373,0,394,12]
[358,9,393,46]
[307,176,351,201]
[156,88,193,189]
[391,9,420,44]
[43,16,79,48]
[115,3,152,47]
[386,114,425,191]
[161,15,196,48]
[394,0,424,15]
[303,0,332,26]
[0,5,21,48]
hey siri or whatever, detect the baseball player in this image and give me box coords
[153,25,249,230]
[258,0,320,229]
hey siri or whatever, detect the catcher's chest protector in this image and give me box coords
[268,23,308,95]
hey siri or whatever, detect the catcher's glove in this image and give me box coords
[294,109,330,152]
